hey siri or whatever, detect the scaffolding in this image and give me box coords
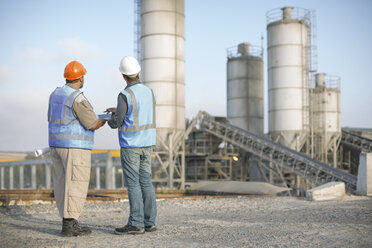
[134,0,142,63]
[186,126,240,182]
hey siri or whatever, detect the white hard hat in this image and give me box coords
[119,56,141,77]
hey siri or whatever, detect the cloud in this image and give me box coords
[0,90,49,151]
[11,38,103,66]
[14,47,55,63]
[0,66,16,84]
[57,38,104,62]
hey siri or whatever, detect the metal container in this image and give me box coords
[141,0,185,145]
[266,6,312,150]
[312,73,341,140]
[226,43,264,136]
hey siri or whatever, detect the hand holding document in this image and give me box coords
[98,113,112,120]
[105,107,116,114]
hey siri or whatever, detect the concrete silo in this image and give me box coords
[226,43,264,136]
[141,0,185,146]
[311,73,341,167]
[266,7,313,151]
[140,0,185,188]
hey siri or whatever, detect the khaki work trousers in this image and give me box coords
[50,148,91,219]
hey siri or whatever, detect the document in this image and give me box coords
[98,113,112,120]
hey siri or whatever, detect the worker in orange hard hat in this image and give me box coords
[64,60,87,87]
[48,60,106,237]
[64,60,87,79]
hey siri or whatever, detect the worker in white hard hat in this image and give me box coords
[105,56,157,235]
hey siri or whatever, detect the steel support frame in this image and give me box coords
[185,154,233,181]
[152,132,185,189]
[200,112,357,192]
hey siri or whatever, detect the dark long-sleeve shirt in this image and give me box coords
[108,82,141,129]
[108,93,128,129]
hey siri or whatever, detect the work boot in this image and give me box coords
[61,218,92,237]
[145,225,157,232]
[114,224,145,235]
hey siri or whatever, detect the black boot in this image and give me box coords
[62,218,92,237]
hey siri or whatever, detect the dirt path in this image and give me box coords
[1,196,371,247]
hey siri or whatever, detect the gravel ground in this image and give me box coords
[0,195,371,248]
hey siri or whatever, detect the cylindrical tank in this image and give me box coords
[266,6,311,150]
[311,73,341,166]
[141,0,185,145]
[226,43,264,136]
[312,73,341,138]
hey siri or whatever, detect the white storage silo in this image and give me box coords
[226,43,264,136]
[141,0,185,146]
[266,6,312,150]
[312,73,341,135]
[311,73,341,166]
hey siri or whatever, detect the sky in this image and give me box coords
[0,0,371,152]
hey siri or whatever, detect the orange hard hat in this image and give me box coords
[64,61,87,80]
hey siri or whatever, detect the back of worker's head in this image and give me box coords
[119,56,141,79]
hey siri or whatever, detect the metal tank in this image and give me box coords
[311,73,341,166]
[312,73,341,135]
[266,6,312,150]
[141,0,185,146]
[226,42,264,136]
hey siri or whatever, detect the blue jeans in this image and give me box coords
[120,147,157,227]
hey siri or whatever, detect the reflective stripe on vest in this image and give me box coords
[118,84,156,147]
[48,85,94,149]
[49,134,94,141]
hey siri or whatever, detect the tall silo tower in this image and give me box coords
[226,42,264,181]
[141,0,185,144]
[311,73,341,167]
[266,7,313,151]
[140,0,185,188]
[226,42,264,136]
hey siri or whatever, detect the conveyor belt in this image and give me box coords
[199,112,357,193]
[342,130,372,153]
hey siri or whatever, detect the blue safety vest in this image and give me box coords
[48,85,94,150]
[118,83,156,147]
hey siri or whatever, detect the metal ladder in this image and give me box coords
[341,130,372,153]
[197,112,357,193]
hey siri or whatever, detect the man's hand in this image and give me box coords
[105,107,116,114]
[89,118,107,130]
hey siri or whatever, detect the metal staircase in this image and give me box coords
[341,130,372,153]
[196,112,357,193]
